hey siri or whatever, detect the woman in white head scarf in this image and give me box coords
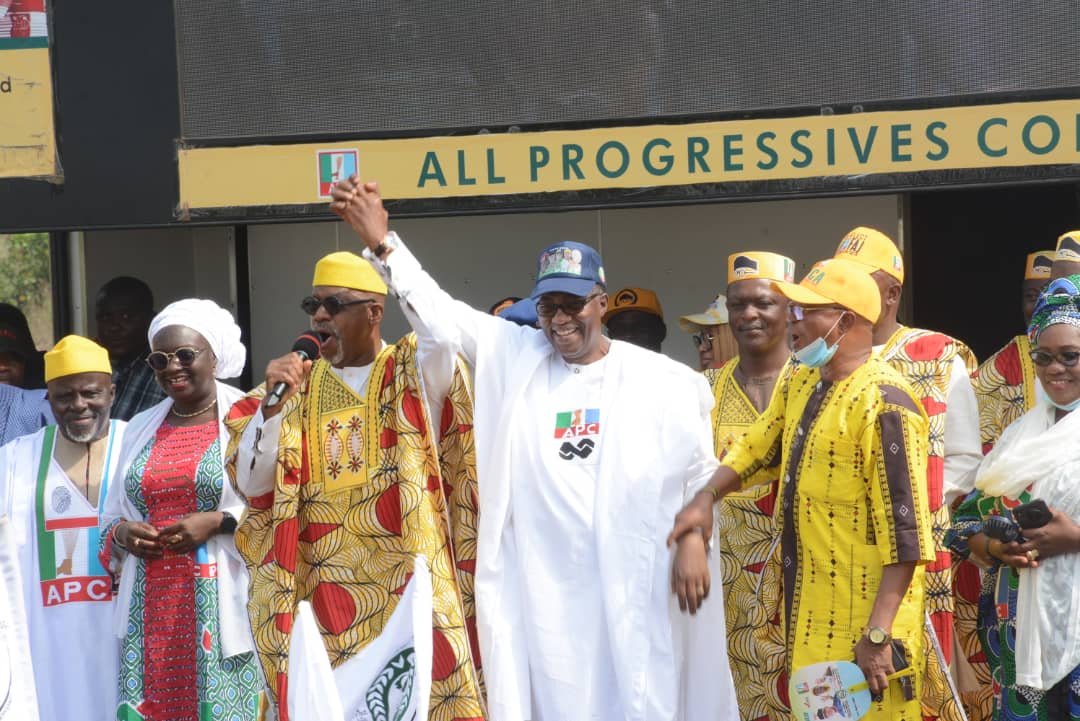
[98,299,265,720]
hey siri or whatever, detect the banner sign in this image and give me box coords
[0,0,59,181]
[177,98,1080,212]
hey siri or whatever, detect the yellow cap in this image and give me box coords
[1055,231,1080,263]
[1025,251,1054,280]
[727,251,796,285]
[602,287,663,323]
[44,335,112,383]
[312,251,388,294]
[678,294,729,332]
[772,258,881,323]
[833,226,904,283]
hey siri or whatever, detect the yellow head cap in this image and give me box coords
[727,251,796,285]
[1025,251,1054,280]
[1055,231,1080,263]
[833,226,904,283]
[772,258,881,323]
[602,287,663,323]
[44,335,112,383]
[312,251,388,294]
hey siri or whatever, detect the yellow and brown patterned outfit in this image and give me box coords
[225,337,484,721]
[721,359,934,721]
[879,326,976,721]
[707,359,789,721]
[973,335,1036,454]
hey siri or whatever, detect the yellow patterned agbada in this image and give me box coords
[721,360,935,721]
[224,335,484,721]
[707,359,790,721]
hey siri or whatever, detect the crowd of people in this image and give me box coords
[1,176,1078,721]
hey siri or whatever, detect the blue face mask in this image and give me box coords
[793,314,846,368]
[1036,380,1080,412]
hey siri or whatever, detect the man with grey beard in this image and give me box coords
[0,335,126,721]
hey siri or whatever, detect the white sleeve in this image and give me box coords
[364,232,531,407]
[943,354,984,503]
[233,408,281,500]
[682,373,721,502]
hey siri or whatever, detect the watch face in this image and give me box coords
[868,628,887,644]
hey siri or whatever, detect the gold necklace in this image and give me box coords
[170,398,218,418]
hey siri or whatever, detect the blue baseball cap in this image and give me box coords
[496,297,539,327]
[530,241,607,299]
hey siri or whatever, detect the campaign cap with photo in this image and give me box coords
[678,294,730,333]
[1055,231,1080,263]
[773,257,881,323]
[1025,251,1054,280]
[602,287,663,323]
[531,241,606,298]
[727,251,796,285]
[833,226,904,283]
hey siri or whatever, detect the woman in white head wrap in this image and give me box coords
[98,299,265,719]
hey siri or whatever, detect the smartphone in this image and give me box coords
[1014,499,1052,529]
[890,640,914,702]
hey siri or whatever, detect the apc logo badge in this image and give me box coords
[317,149,359,199]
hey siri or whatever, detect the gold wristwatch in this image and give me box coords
[864,626,891,646]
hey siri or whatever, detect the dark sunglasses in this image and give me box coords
[535,292,603,319]
[691,332,717,346]
[146,347,207,371]
[300,295,375,317]
[1030,349,1080,368]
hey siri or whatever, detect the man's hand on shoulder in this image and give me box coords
[262,352,313,418]
[330,176,390,254]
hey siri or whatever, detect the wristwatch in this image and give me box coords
[864,626,891,646]
[219,511,238,534]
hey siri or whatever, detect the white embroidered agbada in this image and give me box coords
[100,382,254,660]
[364,234,738,721]
[0,420,125,721]
[974,391,1080,690]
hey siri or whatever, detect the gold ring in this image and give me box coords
[1027,549,1039,561]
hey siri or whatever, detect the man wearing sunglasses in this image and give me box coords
[670,257,935,721]
[331,179,737,721]
[834,226,979,721]
[225,251,485,720]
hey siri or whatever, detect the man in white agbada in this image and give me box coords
[0,335,124,721]
[330,178,738,721]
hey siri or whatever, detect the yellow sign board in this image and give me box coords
[0,11,59,182]
[178,98,1080,211]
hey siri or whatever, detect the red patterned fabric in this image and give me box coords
[141,420,218,721]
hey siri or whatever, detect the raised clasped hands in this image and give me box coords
[329,176,389,251]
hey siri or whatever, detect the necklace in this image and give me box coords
[170,398,218,418]
[735,365,777,387]
[84,442,91,500]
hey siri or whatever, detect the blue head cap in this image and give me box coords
[530,241,606,299]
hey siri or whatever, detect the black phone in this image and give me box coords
[1014,499,1053,529]
[891,640,914,702]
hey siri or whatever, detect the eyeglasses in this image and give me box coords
[535,292,604,319]
[146,347,207,371]
[787,303,846,322]
[300,295,375,317]
[1030,349,1080,368]
[691,332,717,346]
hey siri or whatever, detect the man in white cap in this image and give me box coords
[0,335,125,721]
[671,257,934,721]
[679,294,738,370]
[330,178,737,721]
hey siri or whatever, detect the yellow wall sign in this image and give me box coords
[178,98,1080,211]
[0,6,59,182]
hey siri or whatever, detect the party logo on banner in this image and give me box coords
[317,149,358,198]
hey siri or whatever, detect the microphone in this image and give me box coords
[265,330,325,408]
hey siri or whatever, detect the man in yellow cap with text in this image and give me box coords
[680,295,739,370]
[1051,229,1080,279]
[225,251,485,720]
[0,335,125,721]
[670,257,934,721]
[703,251,795,721]
[835,226,978,721]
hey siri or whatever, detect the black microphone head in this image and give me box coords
[292,331,325,361]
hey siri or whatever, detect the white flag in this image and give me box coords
[288,555,433,721]
[0,517,41,720]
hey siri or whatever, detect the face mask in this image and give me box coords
[1036,379,1080,412]
[793,314,846,368]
